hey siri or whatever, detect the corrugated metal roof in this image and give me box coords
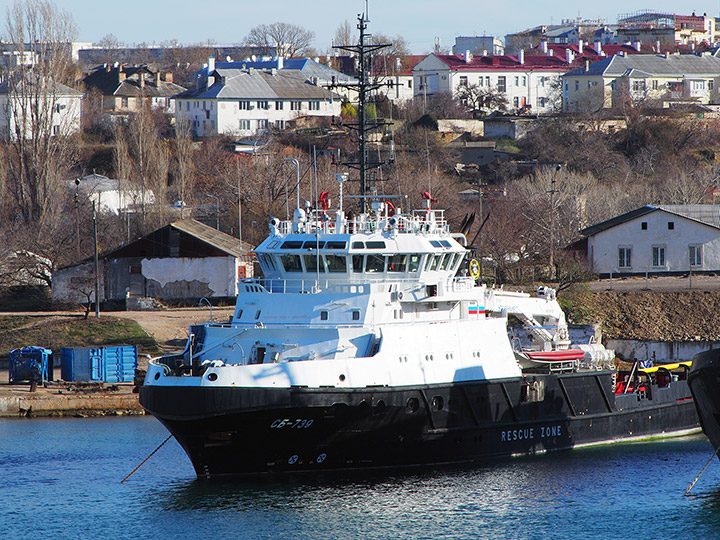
[170,219,253,256]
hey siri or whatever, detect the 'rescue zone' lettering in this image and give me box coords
[501,424,562,442]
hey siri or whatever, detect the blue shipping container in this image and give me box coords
[9,347,52,385]
[60,346,137,383]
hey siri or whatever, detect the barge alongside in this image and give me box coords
[688,349,720,455]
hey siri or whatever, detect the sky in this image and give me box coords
[7,0,720,54]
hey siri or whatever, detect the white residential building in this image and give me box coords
[412,52,567,114]
[174,58,342,137]
[0,75,82,140]
[581,205,720,276]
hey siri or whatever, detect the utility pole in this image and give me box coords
[93,201,100,319]
[74,178,80,258]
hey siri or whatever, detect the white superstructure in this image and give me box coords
[145,200,578,391]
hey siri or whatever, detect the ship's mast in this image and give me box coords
[333,10,392,210]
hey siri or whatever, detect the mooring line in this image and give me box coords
[121,434,173,484]
[684,446,720,496]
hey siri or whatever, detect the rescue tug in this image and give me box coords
[139,13,699,479]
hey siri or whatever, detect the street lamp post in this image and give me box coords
[74,178,80,258]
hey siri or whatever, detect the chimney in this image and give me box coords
[155,71,161,87]
[665,51,670,59]
[540,40,548,54]
[165,72,173,83]
[594,40,603,55]
[634,40,641,52]
[656,40,661,53]
[139,72,145,88]
[277,55,283,69]
[578,38,584,52]
[565,48,573,63]
[584,59,590,72]
[548,48,554,57]
[464,50,472,63]
[207,57,215,73]
[482,49,488,56]
[518,49,525,64]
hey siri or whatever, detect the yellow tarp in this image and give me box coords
[639,361,692,374]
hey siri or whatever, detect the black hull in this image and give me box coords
[689,349,720,456]
[140,371,699,479]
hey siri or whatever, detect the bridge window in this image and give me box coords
[325,254,347,272]
[409,254,422,272]
[439,253,453,270]
[429,254,442,271]
[365,254,386,273]
[352,255,364,272]
[304,255,326,272]
[387,254,408,272]
[303,240,325,249]
[325,241,347,249]
[352,310,360,320]
[281,241,303,249]
[280,254,303,272]
[366,241,386,249]
[352,241,365,249]
[320,311,328,320]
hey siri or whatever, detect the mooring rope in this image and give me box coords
[121,434,173,484]
[684,445,720,496]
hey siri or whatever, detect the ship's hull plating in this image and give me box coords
[140,370,699,479]
[689,349,720,456]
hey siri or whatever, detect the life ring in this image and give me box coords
[468,258,480,278]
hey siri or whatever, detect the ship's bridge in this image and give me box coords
[252,206,468,288]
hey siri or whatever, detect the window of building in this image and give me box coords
[652,246,666,267]
[485,76,490,86]
[652,80,659,90]
[275,119,285,129]
[513,97,519,107]
[240,120,251,130]
[522,76,526,86]
[540,76,546,87]
[575,81,579,91]
[239,100,251,110]
[408,80,412,88]
[618,247,631,268]
[641,222,647,230]
[257,101,269,110]
[257,119,269,130]
[121,97,128,108]
[514,76,519,86]
[459,76,468,86]
[497,76,506,92]
[710,80,715,90]
[690,245,703,267]
[291,101,302,111]
[668,221,674,230]
[275,101,283,110]
[632,80,646,92]
[309,101,320,111]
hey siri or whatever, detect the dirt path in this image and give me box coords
[109,307,235,352]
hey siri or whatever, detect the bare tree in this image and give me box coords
[243,22,315,57]
[455,83,508,117]
[332,20,356,48]
[2,0,79,226]
[172,118,194,218]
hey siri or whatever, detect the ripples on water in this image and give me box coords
[2,417,720,539]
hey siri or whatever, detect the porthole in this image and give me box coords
[207,372,218,381]
[154,372,160,380]
[432,395,444,410]
[339,374,346,381]
[406,397,419,413]
[373,400,386,415]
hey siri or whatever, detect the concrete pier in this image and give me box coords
[0,380,143,418]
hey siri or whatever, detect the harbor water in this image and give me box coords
[3,416,720,539]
